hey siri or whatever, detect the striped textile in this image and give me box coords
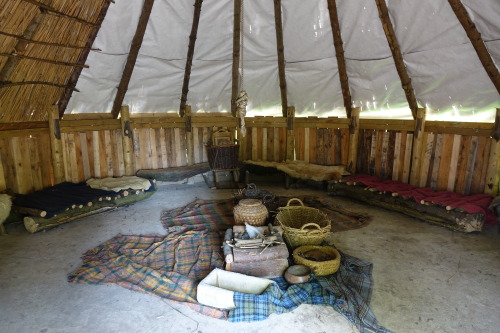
[230,250,392,333]
[68,231,227,319]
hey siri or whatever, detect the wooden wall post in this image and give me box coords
[286,106,295,161]
[185,105,195,166]
[409,107,427,185]
[0,151,5,191]
[120,105,135,176]
[484,108,500,195]
[347,107,360,173]
[48,105,65,184]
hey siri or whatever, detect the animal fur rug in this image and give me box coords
[0,194,12,235]
[243,160,350,181]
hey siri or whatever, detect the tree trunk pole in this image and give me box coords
[409,108,427,186]
[179,0,204,117]
[120,105,135,175]
[447,0,500,94]
[347,107,361,174]
[327,0,353,118]
[48,105,65,184]
[273,0,288,117]
[112,0,156,118]
[231,0,242,117]
[374,0,419,119]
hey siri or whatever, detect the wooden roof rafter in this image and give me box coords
[326,0,353,119]
[0,30,101,51]
[111,0,156,119]
[179,0,204,117]
[447,0,500,94]
[57,0,113,117]
[374,0,420,119]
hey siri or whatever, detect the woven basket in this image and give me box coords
[233,198,268,226]
[276,198,331,248]
[293,245,341,276]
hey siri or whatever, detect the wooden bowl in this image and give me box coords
[284,265,311,284]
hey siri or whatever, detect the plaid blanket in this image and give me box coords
[160,196,371,233]
[230,251,392,333]
[68,231,227,319]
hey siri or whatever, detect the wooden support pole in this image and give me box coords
[327,0,353,118]
[347,107,361,174]
[374,0,419,119]
[58,1,112,117]
[447,0,500,94]
[185,105,195,166]
[286,107,295,161]
[273,0,288,117]
[120,105,135,176]
[409,108,427,186]
[484,108,500,195]
[179,0,204,117]
[111,0,155,118]
[231,0,242,117]
[48,105,65,184]
[0,9,46,82]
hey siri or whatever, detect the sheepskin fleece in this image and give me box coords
[0,194,12,222]
[244,160,349,181]
[87,176,151,192]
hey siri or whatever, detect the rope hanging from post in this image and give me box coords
[237,0,248,137]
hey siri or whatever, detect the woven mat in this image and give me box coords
[160,196,371,233]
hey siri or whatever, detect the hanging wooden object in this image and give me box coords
[48,106,65,184]
[347,107,361,173]
[112,0,156,118]
[273,0,288,117]
[409,108,427,186]
[327,0,353,118]
[374,0,419,119]
[179,0,204,117]
[120,105,135,176]
[447,0,500,94]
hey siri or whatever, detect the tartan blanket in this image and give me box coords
[160,196,371,233]
[230,251,392,333]
[67,231,227,319]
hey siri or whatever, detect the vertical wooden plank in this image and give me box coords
[347,107,361,173]
[192,127,200,164]
[409,108,426,185]
[484,137,500,194]
[120,105,135,175]
[273,127,280,162]
[92,131,101,178]
[470,136,488,193]
[257,127,264,161]
[478,137,491,192]
[333,128,341,166]
[251,126,258,161]
[104,130,113,177]
[178,128,187,166]
[149,128,159,170]
[97,131,107,177]
[430,133,444,190]
[454,135,470,194]
[295,127,304,161]
[262,128,268,161]
[0,147,6,191]
[419,132,434,188]
[303,128,310,163]
[369,130,378,175]
[112,129,124,176]
[446,134,462,191]
[75,133,85,182]
[379,131,389,178]
[316,128,325,165]
[309,128,317,164]
[374,130,384,177]
[340,128,349,166]
[0,138,15,190]
[61,133,70,182]
[48,106,65,184]
[392,132,401,181]
[402,133,413,184]
[437,134,454,191]
[10,137,34,194]
[463,136,478,194]
[386,131,396,181]
[67,133,80,183]
[266,127,274,162]
[164,128,174,167]
[28,136,43,191]
[279,127,287,162]
[79,133,91,180]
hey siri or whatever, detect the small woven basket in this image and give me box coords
[276,198,331,248]
[293,245,341,276]
[233,198,268,226]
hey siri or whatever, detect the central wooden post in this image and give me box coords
[286,106,295,161]
[48,105,65,184]
[185,105,195,166]
[409,108,427,186]
[484,108,500,195]
[347,107,361,174]
[120,105,135,175]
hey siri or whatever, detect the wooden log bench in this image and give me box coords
[327,175,496,233]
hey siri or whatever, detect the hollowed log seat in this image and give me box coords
[327,174,497,233]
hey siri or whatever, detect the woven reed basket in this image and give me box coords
[233,198,268,226]
[276,198,331,248]
[293,245,341,276]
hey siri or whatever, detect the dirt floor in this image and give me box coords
[1,176,499,333]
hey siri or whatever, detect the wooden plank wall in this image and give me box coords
[0,114,496,196]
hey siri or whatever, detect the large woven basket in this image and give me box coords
[293,245,341,276]
[276,198,331,249]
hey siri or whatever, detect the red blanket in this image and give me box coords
[346,175,497,226]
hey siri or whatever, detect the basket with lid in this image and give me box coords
[275,198,331,248]
[233,198,268,226]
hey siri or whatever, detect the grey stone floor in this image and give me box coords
[0,178,499,333]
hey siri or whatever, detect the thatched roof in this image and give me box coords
[0,0,499,123]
